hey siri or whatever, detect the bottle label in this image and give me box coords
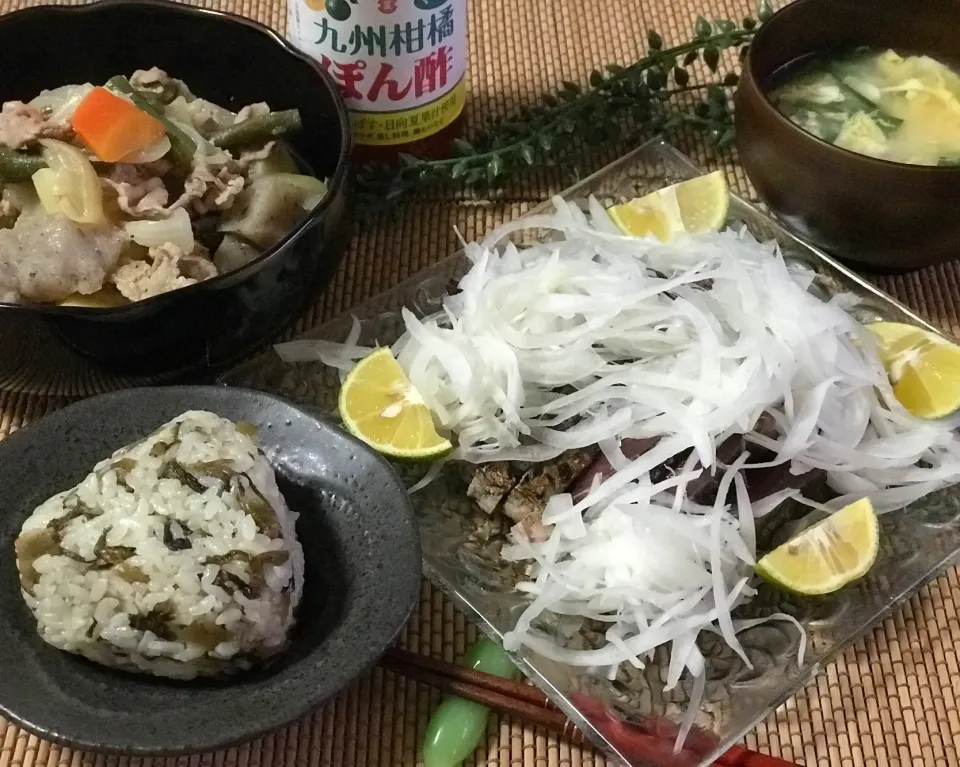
[287,0,467,147]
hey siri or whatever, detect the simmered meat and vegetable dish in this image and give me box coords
[0,68,325,306]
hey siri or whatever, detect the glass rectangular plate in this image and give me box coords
[220,139,960,766]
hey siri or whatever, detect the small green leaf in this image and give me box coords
[673,67,690,86]
[452,138,475,155]
[645,69,666,91]
[742,16,757,30]
[606,64,625,75]
[717,127,735,147]
[756,0,774,22]
[683,50,699,65]
[575,108,596,127]
[397,152,419,168]
[450,160,469,179]
[694,102,711,118]
[694,16,712,38]
[562,80,581,94]
[488,154,503,179]
[520,144,536,165]
[708,99,728,119]
[464,168,484,185]
[707,84,728,103]
[558,89,577,102]
[715,19,736,34]
[647,29,663,50]
[723,73,740,87]
[589,69,604,87]
[543,94,559,107]
[538,133,553,151]
[703,44,721,72]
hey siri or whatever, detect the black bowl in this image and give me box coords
[0,386,420,755]
[0,0,352,379]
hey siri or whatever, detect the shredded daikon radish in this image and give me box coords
[280,194,960,746]
[275,316,366,377]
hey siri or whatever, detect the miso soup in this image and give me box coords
[768,48,960,166]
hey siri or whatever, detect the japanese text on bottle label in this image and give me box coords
[288,0,467,146]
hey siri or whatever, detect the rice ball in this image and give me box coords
[14,410,304,680]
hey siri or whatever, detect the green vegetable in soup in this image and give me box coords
[769,48,960,165]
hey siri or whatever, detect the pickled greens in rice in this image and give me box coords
[278,193,960,746]
[15,411,304,680]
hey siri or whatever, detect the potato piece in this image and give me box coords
[213,233,262,273]
[218,174,321,250]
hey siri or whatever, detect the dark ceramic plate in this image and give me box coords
[0,387,420,755]
[0,0,353,386]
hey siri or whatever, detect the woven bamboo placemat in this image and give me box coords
[1,0,959,766]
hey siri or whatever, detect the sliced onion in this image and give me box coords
[120,134,172,164]
[124,208,194,252]
[164,95,236,132]
[33,138,104,224]
[29,83,94,123]
[167,117,214,158]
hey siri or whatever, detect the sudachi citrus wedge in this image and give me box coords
[755,497,879,596]
[607,197,675,242]
[607,170,729,241]
[867,321,960,420]
[338,347,452,460]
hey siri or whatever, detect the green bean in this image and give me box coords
[133,88,166,111]
[209,110,303,150]
[0,148,46,182]
[104,75,197,170]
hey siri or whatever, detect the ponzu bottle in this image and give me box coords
[286,0,468,162]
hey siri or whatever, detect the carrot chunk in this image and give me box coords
[70,86,166,162]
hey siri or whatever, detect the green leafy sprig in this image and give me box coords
[356,1,775,209]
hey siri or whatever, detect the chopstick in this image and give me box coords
[381,647,799,767]
[382,646,573,731]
